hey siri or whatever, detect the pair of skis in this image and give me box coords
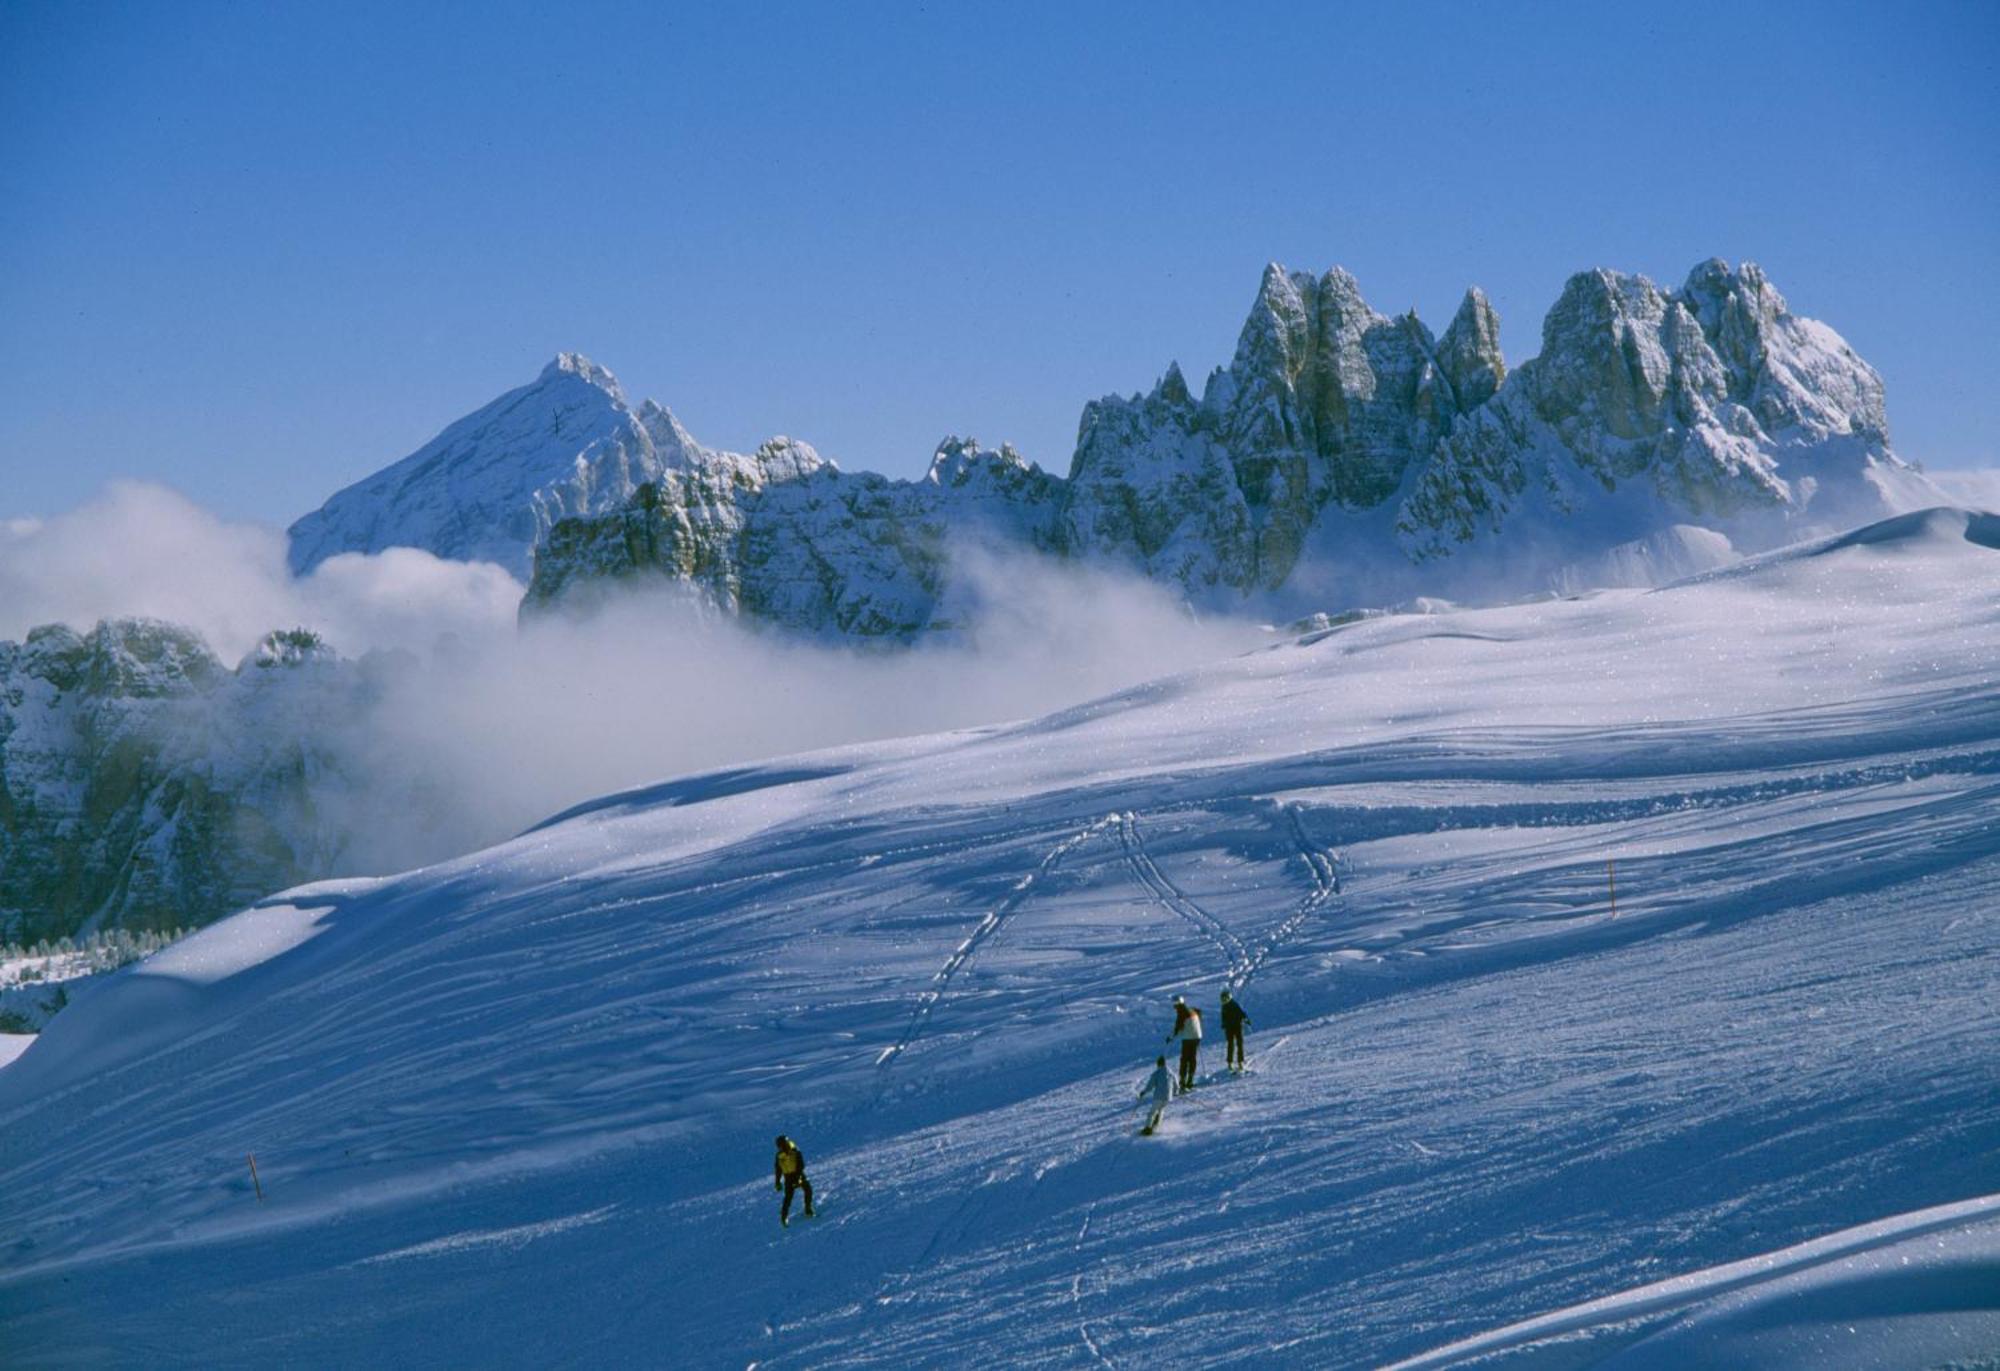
[1136,1063,1254,1134]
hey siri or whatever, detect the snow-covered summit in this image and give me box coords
[285,353,803,581]
[539,350,624,397]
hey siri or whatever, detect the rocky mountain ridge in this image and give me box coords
[537,260,1945,629]
[286,259,1936,635]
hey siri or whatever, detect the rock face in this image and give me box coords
[1061,268,1506,591]
[300,259,1936,629]
[1074,258,1926,584]
[1395,261,1915,558]
[524,437,1064,637]
[0,620,437,945]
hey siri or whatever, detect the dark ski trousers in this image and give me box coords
[1178,1039,1199,1090]
[782,1173,814,1222]
[1225,1026,1245,1069]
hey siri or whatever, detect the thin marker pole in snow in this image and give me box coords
[248,1153,264,1202]
[1607,860,1618,919]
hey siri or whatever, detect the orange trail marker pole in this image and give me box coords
[248,1153,264,1202]
[1607,859,1618,919]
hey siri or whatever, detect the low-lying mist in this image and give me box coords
[2,484,1266,879]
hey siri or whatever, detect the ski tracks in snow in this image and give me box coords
[1117,812,1253,980]
[1119,803,1344,990]
[1235,803,1343,985]
[877,816,1120,1069]
[1070,1199,1120,1368]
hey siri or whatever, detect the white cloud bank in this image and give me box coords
[0,483,523,660]
[1,483,1265,872]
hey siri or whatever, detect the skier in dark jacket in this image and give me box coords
[1220,989,1250,1073]
[774,1134,815,1226]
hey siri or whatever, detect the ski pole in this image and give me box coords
[247,1153,264,1202]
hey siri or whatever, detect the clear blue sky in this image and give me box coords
[2,1,1995,523]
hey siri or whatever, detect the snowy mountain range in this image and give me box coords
[292,259,1940,634]
[4,506,1996,1366]
[0,257,1966,948]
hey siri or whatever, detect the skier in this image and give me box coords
[1167,994,1204,1090]
[773,1134,815,1227]
[1137,1054,1175,1136]
[1220,988,1251,1073]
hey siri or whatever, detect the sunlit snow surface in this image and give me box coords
[2,509,1997,1368]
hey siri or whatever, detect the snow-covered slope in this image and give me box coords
[2,510,1996,1367]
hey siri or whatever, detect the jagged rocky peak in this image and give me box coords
[1530,267,1693,443]
[540,351,625,397]
[637,399,704,467]
[1678,258,1888,444]
[1064,260,1499,593]
[754,436,827,483]
[925,436,1039,488]
[1210,260,1481,512]
[1437,288,1506,411]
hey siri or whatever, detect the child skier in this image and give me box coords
[1220,989,1250,1073]
[1167,994,1204,1090]
[1137,1054,1175,1135]
[773,1134,815,1227]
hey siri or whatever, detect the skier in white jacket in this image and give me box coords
[1137,1054,1175,1136]
[1167,994,1204,1090]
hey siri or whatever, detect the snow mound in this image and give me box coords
[1670,505,2000,589]
[1389,1193,2000,1370]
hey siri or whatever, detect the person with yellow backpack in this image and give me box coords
[773,1134,816,1227]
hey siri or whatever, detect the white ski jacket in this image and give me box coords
[1171,1009,1203,1042]
[1139,1064,1174,1105]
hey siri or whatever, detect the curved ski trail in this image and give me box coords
[1117,812,1253,980]
[1236,802,1343,984]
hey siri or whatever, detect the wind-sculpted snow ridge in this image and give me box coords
[2,511,1996,1367]
[266,256,1941,636]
